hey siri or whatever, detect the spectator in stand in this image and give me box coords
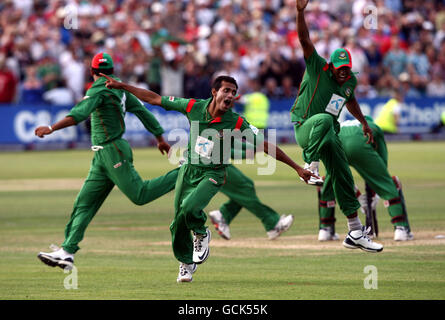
[0,53,17,103]
[426,71,445,97]
[278,75,299,100]
[383,36,408,79]
[42,79,75,106]
[21,65,44,104]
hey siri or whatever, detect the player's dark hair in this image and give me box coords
[212,75,238,91]
[91,67,114,76]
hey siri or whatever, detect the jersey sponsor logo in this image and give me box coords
[249,124,259,135]
[82,96,90,100]
[195,135,214,159]
[209,178,218,185]
[325,94,346,116]
[169,96,175,101]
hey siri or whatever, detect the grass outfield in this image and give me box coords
[0,142,444,300]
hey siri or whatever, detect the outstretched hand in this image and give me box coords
[100,73,124,89]
[297,167,320,184]
[296,0,309,11]
[157,141,171,155]
[35,126,52,138]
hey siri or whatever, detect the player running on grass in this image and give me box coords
[102,74,317,282]
[292,0,383,252]
[35,53,179,270]
[317,116,413,242]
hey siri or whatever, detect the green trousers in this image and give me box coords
[319,135,410,229]
[62,138,178,254]
[294,114,360,216]
[169,164,226,264]
[219,165,279,231]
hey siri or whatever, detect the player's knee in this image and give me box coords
[180,199,195,216]
[128,195,146,206]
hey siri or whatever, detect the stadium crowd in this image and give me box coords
[1,0,445,106]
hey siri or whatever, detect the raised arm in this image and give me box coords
[296,0,315,60]
[100,73,162,106]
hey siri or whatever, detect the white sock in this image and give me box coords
[347,215,362,231]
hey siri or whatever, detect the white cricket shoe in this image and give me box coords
[37,245,74,270]
[267,214,294,240]
[300,162,324,186]
[394,226,414,241]
[192,228,211,264]
[209,210,231,240]
[177,262,197,283]
[343,226,383,253]
[318,227,339,241]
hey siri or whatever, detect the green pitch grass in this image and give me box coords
[0,142,444,300]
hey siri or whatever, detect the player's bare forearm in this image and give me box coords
[346,98,374,144]
[121,83,162,106]
[101,73,162,106]
[263,140,317,182]
[345,97,367,124]
[296,0,314,59]
[34,116,76,138]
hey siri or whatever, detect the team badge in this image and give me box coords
[339,51,347,60]
[345,88,352,97]
[169,96,175,101]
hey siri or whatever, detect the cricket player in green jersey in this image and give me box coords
[35,52,179,270]
[102,74,316,282]
[318,116,413,241]
[293,0,383,252]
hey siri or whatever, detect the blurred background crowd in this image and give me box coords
[1,0,445,106]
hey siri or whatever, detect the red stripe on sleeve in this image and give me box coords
[235,116,244,130]
[186,99,196,113]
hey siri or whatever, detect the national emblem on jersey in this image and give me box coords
[325,93,346,116]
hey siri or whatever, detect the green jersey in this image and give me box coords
[161,96,261,168]
[67,76,164,145]
[290,50,357,131]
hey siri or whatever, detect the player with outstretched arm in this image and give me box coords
[102,74,317,282]
[291,0,383,252]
